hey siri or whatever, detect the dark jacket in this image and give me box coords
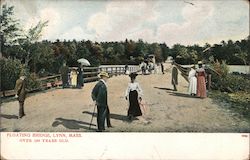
[91,80,107,106]
[15,78,27,102]
[60,65,69,83]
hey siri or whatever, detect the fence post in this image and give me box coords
[208,74,211,90]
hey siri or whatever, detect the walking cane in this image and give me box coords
[89,104,96,130]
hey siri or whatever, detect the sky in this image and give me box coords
[3,0,250,46]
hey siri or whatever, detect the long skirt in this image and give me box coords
[77,73,84,87]
[71,75,77,86]
[128,90,142,117]
[197,76,206,98]
[188,76,197,95]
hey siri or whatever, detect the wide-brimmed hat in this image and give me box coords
[98,71,109,78]
[129,72,138,78]
[198,61,203,64]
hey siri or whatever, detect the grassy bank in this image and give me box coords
[209,91,250,120]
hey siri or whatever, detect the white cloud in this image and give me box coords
[10,0,248,46]
[86,0,158,41]
[156,1,215,46]
[59,26,92,40]
[86,0,218,46]
[24,8,61,40]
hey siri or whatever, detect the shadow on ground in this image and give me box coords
[0,114,18,119]
[82,111,130,122]
[154,87,173,91]
[52,117,96,131]
[166,91,199,99]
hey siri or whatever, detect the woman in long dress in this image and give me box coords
[125,73,143,120]
[70,69,78,88]
[196,61,207,98]
[77,65,84,88]
[188,65,197,96]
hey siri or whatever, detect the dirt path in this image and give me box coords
[1,64,249,132]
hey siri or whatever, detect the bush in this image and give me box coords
[25,72,41,91]
[0,58,41,92]
[210,60,250,92]
[223,74,250,92]
[0,58,22,91]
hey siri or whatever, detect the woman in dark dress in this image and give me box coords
[77,64,84,88]
[125,73,143,120]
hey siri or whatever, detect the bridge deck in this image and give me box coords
[0,64,249,132]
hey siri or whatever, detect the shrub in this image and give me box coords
[210,60,250,92]
[0,58,22,91]
[223,74,250,92]
[25,72,41,91]
[0,58,41,92]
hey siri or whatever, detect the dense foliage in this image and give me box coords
[1,5,250,93]
[0,58,22,91]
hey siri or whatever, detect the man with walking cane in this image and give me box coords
[91,71,112,132]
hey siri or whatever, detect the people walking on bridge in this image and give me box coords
[140,62,146,75]
[196,61,207,98]
[148,61,154,74]
[188,65,197,96]
[125,73,143,121]
[77,64,84,89]
[91,71,111,132]
[125,64,130,75]
[171,61,178,91]
[161,63,165,74]
[70,68,78,88]
[15,73,27,119]
[59,62,69,88]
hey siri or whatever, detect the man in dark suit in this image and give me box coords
[15,74,27,119]
[91,71,112,132]
[60,62,69,88]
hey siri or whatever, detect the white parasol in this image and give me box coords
[77,58,91,66]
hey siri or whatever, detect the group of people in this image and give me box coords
[91,71,145,132]
[13,61,206,131]
[188,61,207,98]
[171,61,207,98]
[60,63,84,89]
[140,61,155,75]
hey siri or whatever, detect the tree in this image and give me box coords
[0,4,21,57]
[160,43,170,62]
[18,20,49,67]
[149,43,163,63]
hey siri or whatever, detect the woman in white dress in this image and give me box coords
[70,69,78,88]
[125,73,143,120]
[188,65,197,96]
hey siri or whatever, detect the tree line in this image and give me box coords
[1,5,250,91]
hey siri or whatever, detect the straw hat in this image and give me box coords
[198,61,203,64]
[98,71,109,78]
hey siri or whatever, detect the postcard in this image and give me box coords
[0,0,249,159]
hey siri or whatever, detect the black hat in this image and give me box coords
[129,73,138,78]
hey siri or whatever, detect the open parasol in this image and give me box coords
[77,58,91,66]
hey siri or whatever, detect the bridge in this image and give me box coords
[0,63,249,132]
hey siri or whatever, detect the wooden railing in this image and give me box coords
[0,65,140,98]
